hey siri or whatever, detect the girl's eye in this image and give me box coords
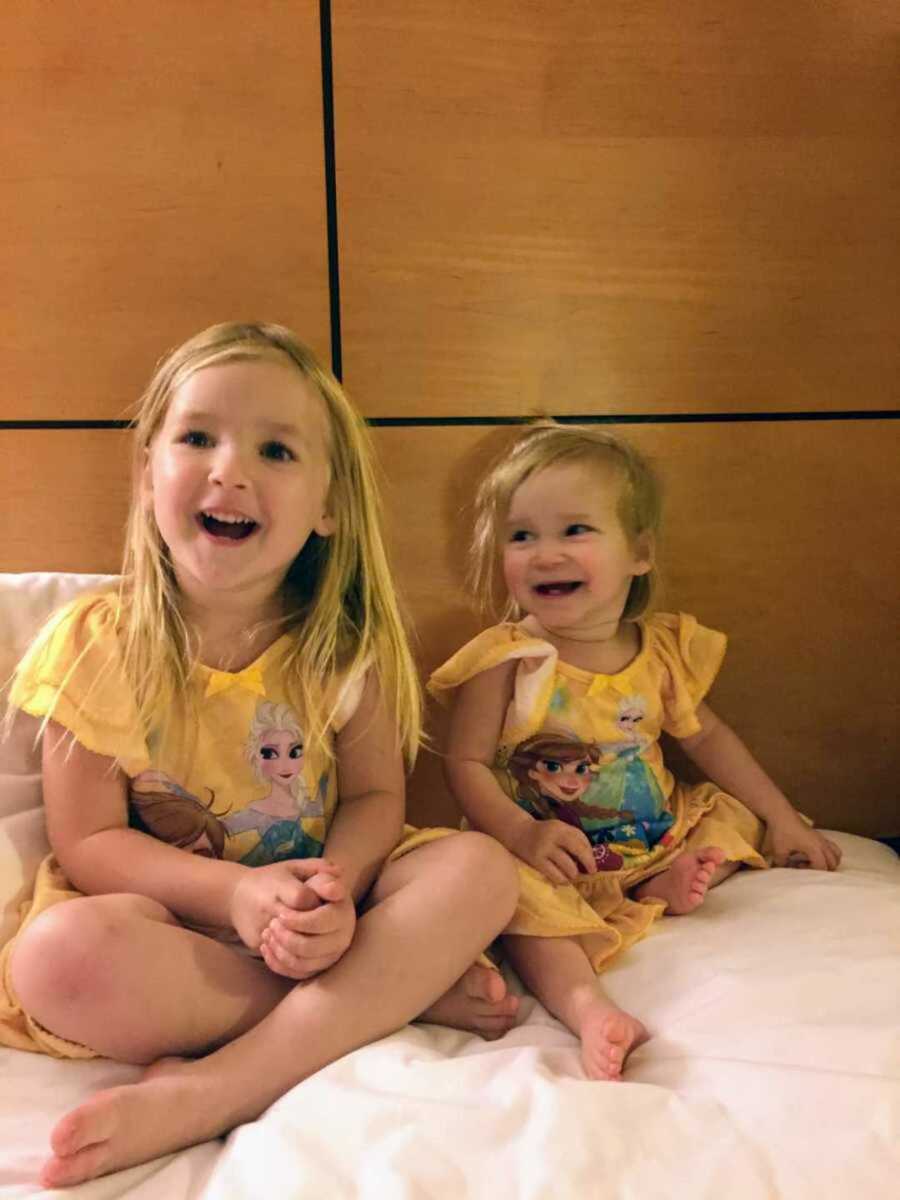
[261,441,296,462]
[182,430,211,448]
[289,743,304,759]
[259,746,278,760]
[565,523,593,536]
[509,529,532,543]
[575,762,589,775]
[539,759,562,774]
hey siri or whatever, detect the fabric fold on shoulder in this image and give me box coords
[428,624,555,697]
[9,593,149,775]
[429,622,560,748]
[649,612,727,738]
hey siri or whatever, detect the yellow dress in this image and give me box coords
[429,612,767,973]
[0,593,370,1057]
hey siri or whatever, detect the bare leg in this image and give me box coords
[504,934,647,1081]
[11,833,518,1187]
[632,847,738,914]
[418,962,519,1039]
[10,894,294,1062]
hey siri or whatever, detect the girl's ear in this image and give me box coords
[631,532,655,577]
[314,510,336,538]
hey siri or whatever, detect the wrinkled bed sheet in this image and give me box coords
[1,832,897,1200]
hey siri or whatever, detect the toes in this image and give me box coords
[42,1143,111,1189]
[464,964,507,1006]
[50,1099,115,1158]
[699,847,727,866]
[477,1015,517,1041]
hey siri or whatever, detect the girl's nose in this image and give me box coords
[208,446,249,489]
[532,539,566,566]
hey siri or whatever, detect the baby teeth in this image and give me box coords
[202,511,253,524]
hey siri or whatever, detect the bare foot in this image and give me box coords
[633,846,727,915]
[580,1004,648,1081]
[417,963,519,1040]
[41,1057,227,1189]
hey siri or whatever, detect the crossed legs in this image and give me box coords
[9,832,518,1187]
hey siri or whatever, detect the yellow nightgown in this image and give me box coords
[0,593,372,1057]
[429,612,768,973]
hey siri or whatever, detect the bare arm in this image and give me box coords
[678,703,841,870]
[444,661,529,845]
[42,719,247,928]
[257,672,406,981]
[325,671,407,904]
[444,662,595,882]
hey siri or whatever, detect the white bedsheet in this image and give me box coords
[1,832,897,1200]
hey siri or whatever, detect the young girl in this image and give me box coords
[0,322,519,1187]
[431,421,841,1083]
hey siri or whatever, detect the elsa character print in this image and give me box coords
[590,694,674,851]
[224,699,325,864]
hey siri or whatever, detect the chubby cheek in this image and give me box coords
[146,456,192,529]
[502,551,528,601]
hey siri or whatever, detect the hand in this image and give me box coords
[508,818,596,885]
[229,858,341,952]
[770,816,842,871]
[259,873,356,981]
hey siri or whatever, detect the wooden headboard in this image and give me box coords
[2,3,897,837]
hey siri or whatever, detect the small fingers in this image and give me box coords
[306,872,347,904]
[565,832,598,876]
[273,901,348,936]
[286,858,342,880]
[260,939,323,981]
[823,837,843,870]
[260,929,342,979]
[548,847,582,882]
[264,911,354,963]
[276,881,320,912]
[538,857,570,886]
[804,842,828,871]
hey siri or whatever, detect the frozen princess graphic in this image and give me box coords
[506,733,629,871]
[590,694,673,852]
[129,771,228,859]
[224,699,325,865]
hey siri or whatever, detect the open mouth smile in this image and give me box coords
[533,581,582,597]
[197,510,260,542]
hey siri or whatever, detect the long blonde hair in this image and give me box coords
[106,322,420,764]
[471,420,662,622]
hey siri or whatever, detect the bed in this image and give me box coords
[1,572,898,1199]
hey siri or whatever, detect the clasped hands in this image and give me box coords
[230,859,356,981]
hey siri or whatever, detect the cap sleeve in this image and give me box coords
[649,612,727,739]
[428,624,553,699]
[9,593,150,774]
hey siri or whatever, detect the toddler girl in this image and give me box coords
[1,322,518,1186]
[431,421,840,1082]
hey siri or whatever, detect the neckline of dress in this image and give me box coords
[194,632,293,680]
[517,614,651,682]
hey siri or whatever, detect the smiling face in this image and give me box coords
[502,461,652,638]
[144,356,334,612]
[528,755,593,804]
[256,728,305,785]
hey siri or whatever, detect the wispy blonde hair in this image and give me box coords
[29,322,421,766]
[471,420,662,622]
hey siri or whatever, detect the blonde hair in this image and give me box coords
[471,420,661,621]
[105,321,420,764]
